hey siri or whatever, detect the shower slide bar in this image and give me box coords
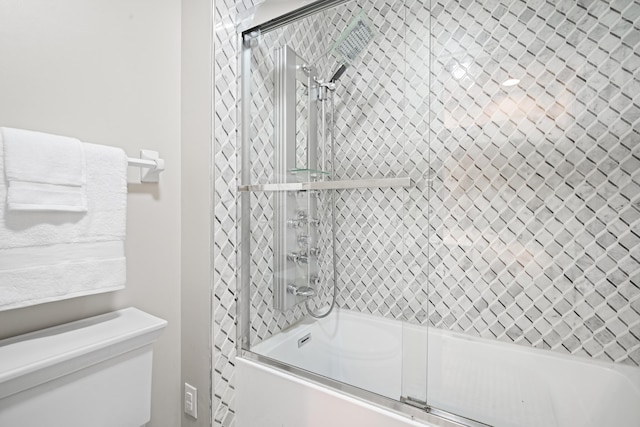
[238,176,411,192]
[127,149,165,183]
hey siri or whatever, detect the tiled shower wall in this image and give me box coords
[212,0,243,424]
[213,0,640,425]
[426,0,640,365]
[246,13,335,347]
[328,0,640,366]
[213,0,328,423]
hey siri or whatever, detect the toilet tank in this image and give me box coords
[0,307,167,427]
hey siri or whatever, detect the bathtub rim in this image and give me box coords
[238,348,490,427]
[243,307,640,427]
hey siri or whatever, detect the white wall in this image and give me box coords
[0,1,182,426]
[181,0,213,426]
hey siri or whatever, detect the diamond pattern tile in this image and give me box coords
[215,1,640,425]
[428,0,640,366]
[247,13,336,347]
[213,0,244,424]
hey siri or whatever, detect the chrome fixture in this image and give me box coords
[287,251,309,264]
[297,333,312,348]
[239,177,411,193]
[287,218,303,228]
[287,284,316,297]
[287,189,321,198]
[297,234,310,247]
[329,64,347,83]
[259,19,377,315]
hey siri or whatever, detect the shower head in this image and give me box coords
[329,64,348,83]
[331,12,376,65]
[326,12,375,84]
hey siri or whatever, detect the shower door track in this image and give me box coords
[241,0,351,36]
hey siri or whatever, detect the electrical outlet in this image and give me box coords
[184,383,198,418]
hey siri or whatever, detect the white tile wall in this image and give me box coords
[215,0,640,425]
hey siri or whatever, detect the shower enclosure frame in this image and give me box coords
[232,1,640,426]
[235,2,475,426]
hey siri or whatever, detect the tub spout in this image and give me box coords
[287,284,316,297]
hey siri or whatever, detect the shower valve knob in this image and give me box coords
[287,219,301,228]
[287,284,316,297]
[287,252,308,264]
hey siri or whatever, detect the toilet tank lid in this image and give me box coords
[0,307,167,400]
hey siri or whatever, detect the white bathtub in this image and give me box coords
[244,309,640,427]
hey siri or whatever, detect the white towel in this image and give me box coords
[1,127,87,212]
[0,136,128,311]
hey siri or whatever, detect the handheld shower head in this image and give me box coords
[331,12,376,65]
[326,12,376,84]
[329,64,348,83]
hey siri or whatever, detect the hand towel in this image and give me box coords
[0,135,128,311]
[1,127,87,212]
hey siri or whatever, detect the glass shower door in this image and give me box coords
[424,1,640,426]
[399,0,432,414]
[241,0,419,408]
[238,1,640,425]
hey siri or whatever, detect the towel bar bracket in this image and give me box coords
[127,150,165,183]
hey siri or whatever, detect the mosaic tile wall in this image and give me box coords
[425,0,640,365]
[246,12,336,347]
[214,0,640,425]
[325,0,640,366]
[214,3,336,425]
[246,0,419,341]
[212,0,244,424]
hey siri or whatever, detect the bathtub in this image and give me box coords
[239,308,640,427]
